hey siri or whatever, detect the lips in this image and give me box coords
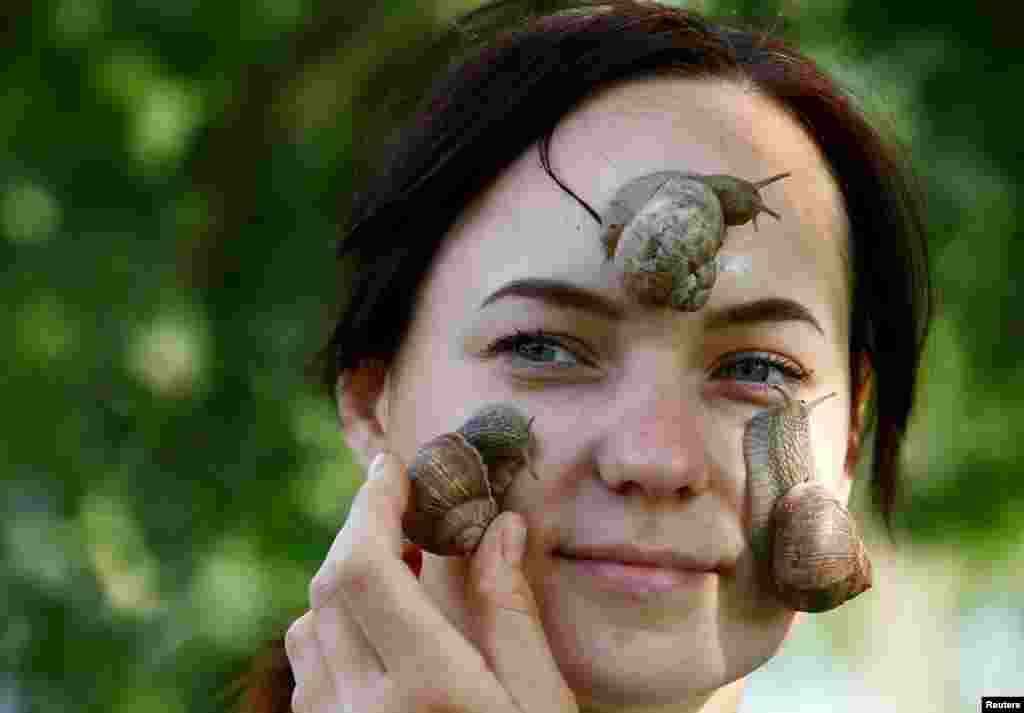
[556,543,720,573]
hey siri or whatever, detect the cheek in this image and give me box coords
[811,398,854,503]
[385,329,493,463]
[700,385,776,523]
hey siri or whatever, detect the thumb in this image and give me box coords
[468,512,576,712]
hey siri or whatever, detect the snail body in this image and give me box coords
[601,171,788,311]
[743,386,822,561]
[743,385,872,612]
[402,403,537,556]
[457,402,538,497]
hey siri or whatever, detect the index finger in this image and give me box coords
[311,452,508,705]
[310,452,407,610]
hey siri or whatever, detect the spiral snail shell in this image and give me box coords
[743,385,873,612]
[771,481,873,612]
[601,171,789,311]
[401,403,537,556]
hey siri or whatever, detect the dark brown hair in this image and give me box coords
[232,1,932,710]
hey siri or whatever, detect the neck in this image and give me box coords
[578,677,747,713]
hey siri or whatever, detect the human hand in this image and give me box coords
[285,451,578,712]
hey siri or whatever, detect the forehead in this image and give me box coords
[425,76,849,335]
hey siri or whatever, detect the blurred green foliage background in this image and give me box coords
[2,1,1021,711]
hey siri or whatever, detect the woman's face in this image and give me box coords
[345,77,857,709]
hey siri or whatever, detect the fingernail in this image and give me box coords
[369,452,388,479]
[502,514,527,567]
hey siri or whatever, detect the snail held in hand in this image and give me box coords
[744,385,873,612]
[401,403,537,556]
[601,171,789,311]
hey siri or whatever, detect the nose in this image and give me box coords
[597,390,711,500]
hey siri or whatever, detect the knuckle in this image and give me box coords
[284,612,314,662]
[334,550,378,599]
[308,545,379,608]
[308,563,336,608]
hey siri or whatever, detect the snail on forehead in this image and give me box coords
[600,171,789,311]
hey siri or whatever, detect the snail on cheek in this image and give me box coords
[401,403,538,556]
[743,385,873,613]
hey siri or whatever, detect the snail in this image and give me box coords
[401,403,538,556]
[601,171,789,311]
[744,385,873,613]
[456,402,538,498]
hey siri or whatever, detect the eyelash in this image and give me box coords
[713,350,809,385]
[483,329,810,384]
[483,329,595,369]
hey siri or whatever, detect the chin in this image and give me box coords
[532,575,793,708]
[553,634,779,710]
[553,644,730,709]
[536,606,717,705]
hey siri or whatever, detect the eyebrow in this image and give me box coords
[478,278,825,336]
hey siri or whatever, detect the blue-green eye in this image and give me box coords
[483,333,808,386]
[483,329,591,369]
[712,351,808,385]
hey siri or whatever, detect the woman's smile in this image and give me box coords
[555,543,721,600]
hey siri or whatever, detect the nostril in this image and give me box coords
[613,480,700,500]
[614,480,640,496]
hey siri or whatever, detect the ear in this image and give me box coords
[335,359,392,471]
[842,352,873,483]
